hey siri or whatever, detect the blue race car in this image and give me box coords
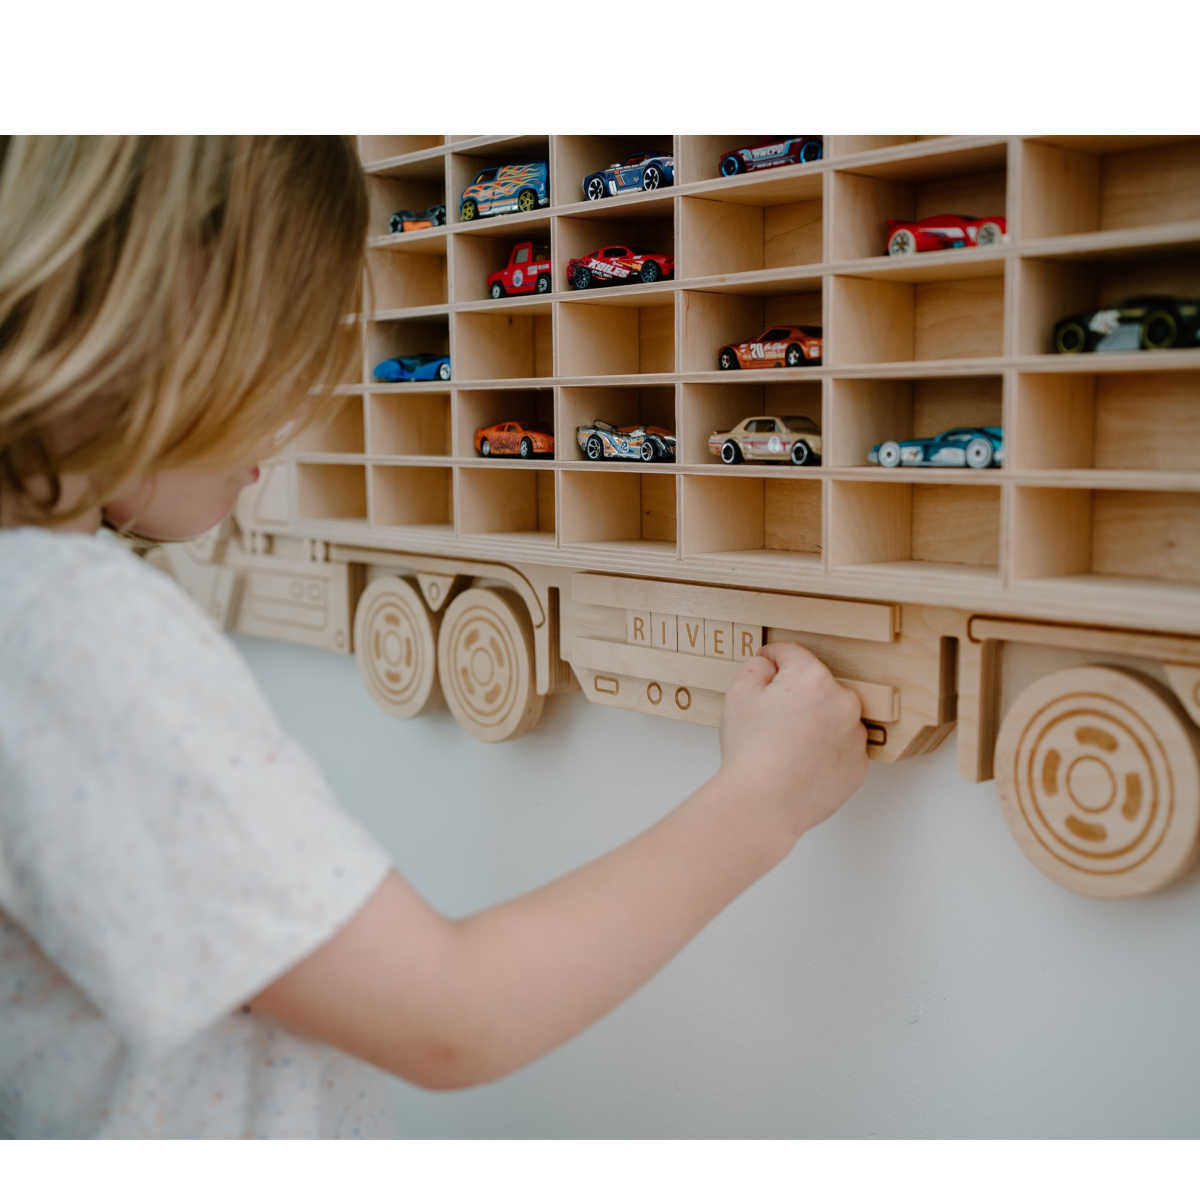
[582,152,675,201]
[718,136,823,177]
[373,354,451,383]
[869,426,1004,469]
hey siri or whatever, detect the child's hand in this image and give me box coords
[719,642,869,851]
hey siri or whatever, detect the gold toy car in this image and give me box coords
[708,415,823,466]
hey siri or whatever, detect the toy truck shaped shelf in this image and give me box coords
[160,132,1200,903]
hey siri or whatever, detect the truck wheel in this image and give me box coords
[460,198,478,221]
[354,576,441,719]
[437,587,544,742]
[535,274,551,294]
[490,281,505,299]
[994,666,1200,898]
[517,189,537,213]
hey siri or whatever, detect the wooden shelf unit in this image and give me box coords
[311,135,1200,634]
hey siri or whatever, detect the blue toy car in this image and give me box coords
[582,152,675,201]
[869,426,1004,469]
[718,136,823,177]
[373,354,451,383]
[459,162,549,221]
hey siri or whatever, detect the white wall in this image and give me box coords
[236,633,1200,1139]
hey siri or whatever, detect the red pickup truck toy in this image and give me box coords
[487,241,552,299]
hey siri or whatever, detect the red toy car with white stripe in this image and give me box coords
[487,241,552,299]
[885,213,1007,256]
[567,244,674,289]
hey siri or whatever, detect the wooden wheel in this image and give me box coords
[353,576,441,719]
[437,587,544,742]
[994,666,1200,898]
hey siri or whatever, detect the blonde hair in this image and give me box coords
[0,135,367,525]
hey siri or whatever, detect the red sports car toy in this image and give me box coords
[474,421,554,458]
[567,244,674,289]
[717,325,823,370]
[885,213,1007,256]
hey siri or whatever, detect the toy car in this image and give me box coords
[488,241,552,299]
[718,136,823,177]
[708,415,822,466]
[388,203,446,234]
[885,214,1007,256]
[717,325,822,369]
[474,421,554,458]
[582,152,675,200]
[576,420,676,463]
[1052,295,1200,354]
[459,162,549,221]
[373,354,451,383]
[567,245,674,289]
[869,426,1004,469]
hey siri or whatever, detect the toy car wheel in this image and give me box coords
[642,165,663,190]
[977,220,1004,247]
[887,228,917,256]
[877,441,902,468]
[460,198,478,221]
[640,440,657,463]
[719,155,743,177]
[437,362,451,381]
[717,348,738,370]
[720,440,742,465]
[965,437,995,469]
[585,176,606,201]
[784,343,803,367]
[585,435,604,461]
[388,213,403,234]
[639,261,662,284]
[790,440,811,466]
[798,139,822,163]
[517,189,537,213]
[1054,319,1088,354]
[535,275,551,294]
[570,266,592,290]
[519,437,533,459]
[1141,308,1179,350]
[353,575,441,720]
[490,282,504,300]
[480,438,491,457]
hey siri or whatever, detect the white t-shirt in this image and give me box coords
[0,527,395,1137]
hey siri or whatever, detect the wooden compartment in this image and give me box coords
[676,135,823,185]
[829,479,1002,582]
[367,392,450,457]
[1013,249,1200,358]
[681,474,822,568]
[557,294,675,378]
[448,138,551,225]
[291,396,365,455]
[368,243,447,313]
[828,268,1005,365]
[458,467,555,542]
[825,136,939,160]
[679,283,823,374]
[829,142,1008,262]
[555,204,676,292]
[297,463,367,522]
[1020,137,1200,240]
[454,388,554,459]
[369,465,453,529]
[677,176,823,278]
[678,381,821,466]
[553,135,675,206]
[1011,371,1200,474]
[365,166,445,243]
[828,375,1003,468]
[1013,486,1200,590]
[452,308,552,381]
[559,386,675,463]
[453,220,551,303]
[366,316,450,383]
[358,136,444,166]
[560,470,676,554]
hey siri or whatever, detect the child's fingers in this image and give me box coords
[729,652,777,693]
[757,640,823,676]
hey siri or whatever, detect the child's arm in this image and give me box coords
[250,641,867,1090]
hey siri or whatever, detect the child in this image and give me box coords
[0,136,868,1138]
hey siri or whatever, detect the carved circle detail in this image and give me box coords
[437,588,544,743]
[353,576,440,719]
[995,666,1200,898]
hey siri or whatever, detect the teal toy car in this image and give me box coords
[870,426,1004,469]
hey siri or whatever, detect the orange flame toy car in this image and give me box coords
[717,325,822,370]
[474,421,554,458]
